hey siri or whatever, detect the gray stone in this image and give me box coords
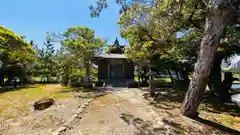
[87,99,93,103]
[63,118,75,126]
[142,92,149,97]
[81,104,86,108]
[76,108,84,114]
[48,129,53,132]
[56,126,67,132]
[52,131,60,135]
[164,125,170,129]
[150,110,156,115]
[157,121,164,127]
[155,117,162,122]
[72,114,79,119]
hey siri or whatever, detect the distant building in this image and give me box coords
[94,38,134,84]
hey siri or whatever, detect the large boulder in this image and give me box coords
[33,98,55,111]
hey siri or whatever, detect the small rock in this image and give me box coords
[142,92,149,97]
[84,103,89,106]
[87,99,93,103]
[150,110,156,115]
[76,108,84,114]
[155,117,162,121]
[81,104,87,108]
[157,121,164,127]
[149,100,156,105]
[72,114,79,119]
[56,126,67,132]
[63,118,75,126]
[52,131,60,135]
[164,125,170,129]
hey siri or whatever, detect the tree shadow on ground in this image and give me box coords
[145,89,240,117]
[161,117,239,135]
[120,113,167,135]
[194,117,240,135]
[143,89,240,134]
[200,91,240,117]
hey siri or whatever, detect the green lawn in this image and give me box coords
[0,84,72,120]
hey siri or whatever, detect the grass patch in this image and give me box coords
[0,84,73,121]
[156,77,172,83]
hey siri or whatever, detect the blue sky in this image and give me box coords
[0,0,127,49]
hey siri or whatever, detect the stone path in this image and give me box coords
[62,88,168,135]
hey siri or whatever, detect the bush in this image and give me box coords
[95,81,104,87]
[128,81,139,88]
[83,83,94,89]
[173,80,189,90]
[140,82,149,87]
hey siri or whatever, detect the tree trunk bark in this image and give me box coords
[181,1,234,118]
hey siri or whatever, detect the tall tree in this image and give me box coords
[180,0,240,117]
[0,26,35,86]
[36,38,56,83]
[89,0,240,117]
[63,26,105,82]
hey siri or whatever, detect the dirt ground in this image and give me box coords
[63,88,164,135]
[0,86,239,135]
[63,88,240,135]
[0,84,96,135]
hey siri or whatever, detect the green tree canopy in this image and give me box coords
[62,26,105,82]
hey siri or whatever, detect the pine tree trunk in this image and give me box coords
[181,0,234,118]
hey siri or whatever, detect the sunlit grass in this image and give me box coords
[156,77,172,83]
[0,84,73,121]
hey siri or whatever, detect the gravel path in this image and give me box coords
[62,88,165,135]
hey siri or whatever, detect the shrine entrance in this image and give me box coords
[109,59,124,83]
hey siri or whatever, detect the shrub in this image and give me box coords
[83,83,94,89]
[173,80,189,90]
[140,82,149,87]
[127,81,139,88]
[95,81,104,87]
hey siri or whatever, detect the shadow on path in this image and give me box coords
[195,117,240,135]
